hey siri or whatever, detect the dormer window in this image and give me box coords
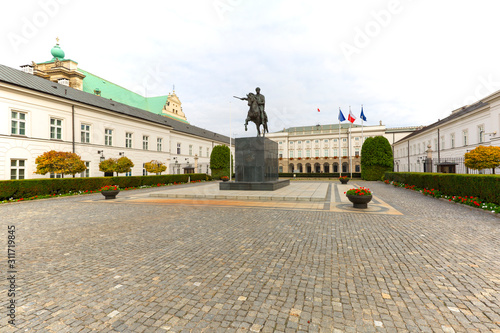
[58,78,69,86]
[20,65,34,74]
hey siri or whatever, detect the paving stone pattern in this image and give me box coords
[0,181,499,332]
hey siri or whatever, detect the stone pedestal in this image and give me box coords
[220,137,289,191]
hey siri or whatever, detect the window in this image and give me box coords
[289,141,294,145]
[324,139,328,143]
[333,149,338,157]
[143,136,149,150]
[105,129,113,146]
[125,171,132,177]
[355,148,360,157]
[441,136,445,149]
[298,141,302,144]
[199,146,202,157]
[462,130,468,146]
[315,149,319,157]
[289,151,294,158]
[478,125,485,143]
[50,118,62,140]
[355,164,360,172]
[434,139,438,151]
[342,148,347,157]
[342,138,347,142]
[315,140,319,143]
[81,124,90,143]
[50,173,62,178]
[206,147,209,157]
[81,161,90,177]
[279,141,282,145]
[142,163,148,176]
[324,149,328,157]
[125,133,133,148]
[298,150,302,158]
[306,140,310,144]
[157,138,162,152]
[306,150,311,157]
[279,151,283,158]
[10,160,25,179]
[11,111,26,135]
[189,145,193,156]
[177,143,181,154]
[333,139,338,143]
[450,133,455,148]
[355,137,360,141]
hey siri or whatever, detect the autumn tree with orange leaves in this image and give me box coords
[35,150,87,177]
[464,145,500,174]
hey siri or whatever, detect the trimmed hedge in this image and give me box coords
[385,172,500,205]
[0,174,209,201]
[279,173,361,178]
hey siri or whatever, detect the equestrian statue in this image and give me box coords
[234,87,268,137]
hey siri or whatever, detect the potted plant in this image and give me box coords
[221,176,229,182]
[345,187,372,208]
[100,185,120,200]
[339,176,349,184]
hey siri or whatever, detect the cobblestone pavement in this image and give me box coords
[1,181,499,332]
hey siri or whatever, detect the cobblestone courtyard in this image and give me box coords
[1,181,499,332]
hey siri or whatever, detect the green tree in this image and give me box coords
[360,136,393,180]
[35,150,86,177]
[210,145,232,179]
[465,145,500,174]
[115,156,134,175]
[99,157,134,176]
[99,158,117,176]
[144,160,167,175]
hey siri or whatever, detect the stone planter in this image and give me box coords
[339,178,349,184]
[101,190,120,200]
[346,194,372,209]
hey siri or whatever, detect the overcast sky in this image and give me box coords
[2,0,500,138]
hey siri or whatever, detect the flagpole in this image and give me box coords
[349,106,352,179]
[338,107,342,178]
[361,104,364,147]
[229,101,232,181]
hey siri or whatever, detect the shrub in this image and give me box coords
[210,145,232,179]
[0,174,208,201]
[361,136,393,180]
[385,172,500,204]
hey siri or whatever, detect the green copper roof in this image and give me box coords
[79,69,189,124]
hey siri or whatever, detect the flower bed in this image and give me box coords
[384,179,500,214]
[0,178,206,204]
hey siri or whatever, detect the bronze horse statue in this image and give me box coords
[235,93,268,137]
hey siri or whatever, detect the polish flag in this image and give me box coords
[348,110,356,123]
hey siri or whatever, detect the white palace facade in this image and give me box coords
[267,124,415,174]
[0,45,231,180]
[393,90,500,174]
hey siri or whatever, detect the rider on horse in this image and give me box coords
[236,87,268,135]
